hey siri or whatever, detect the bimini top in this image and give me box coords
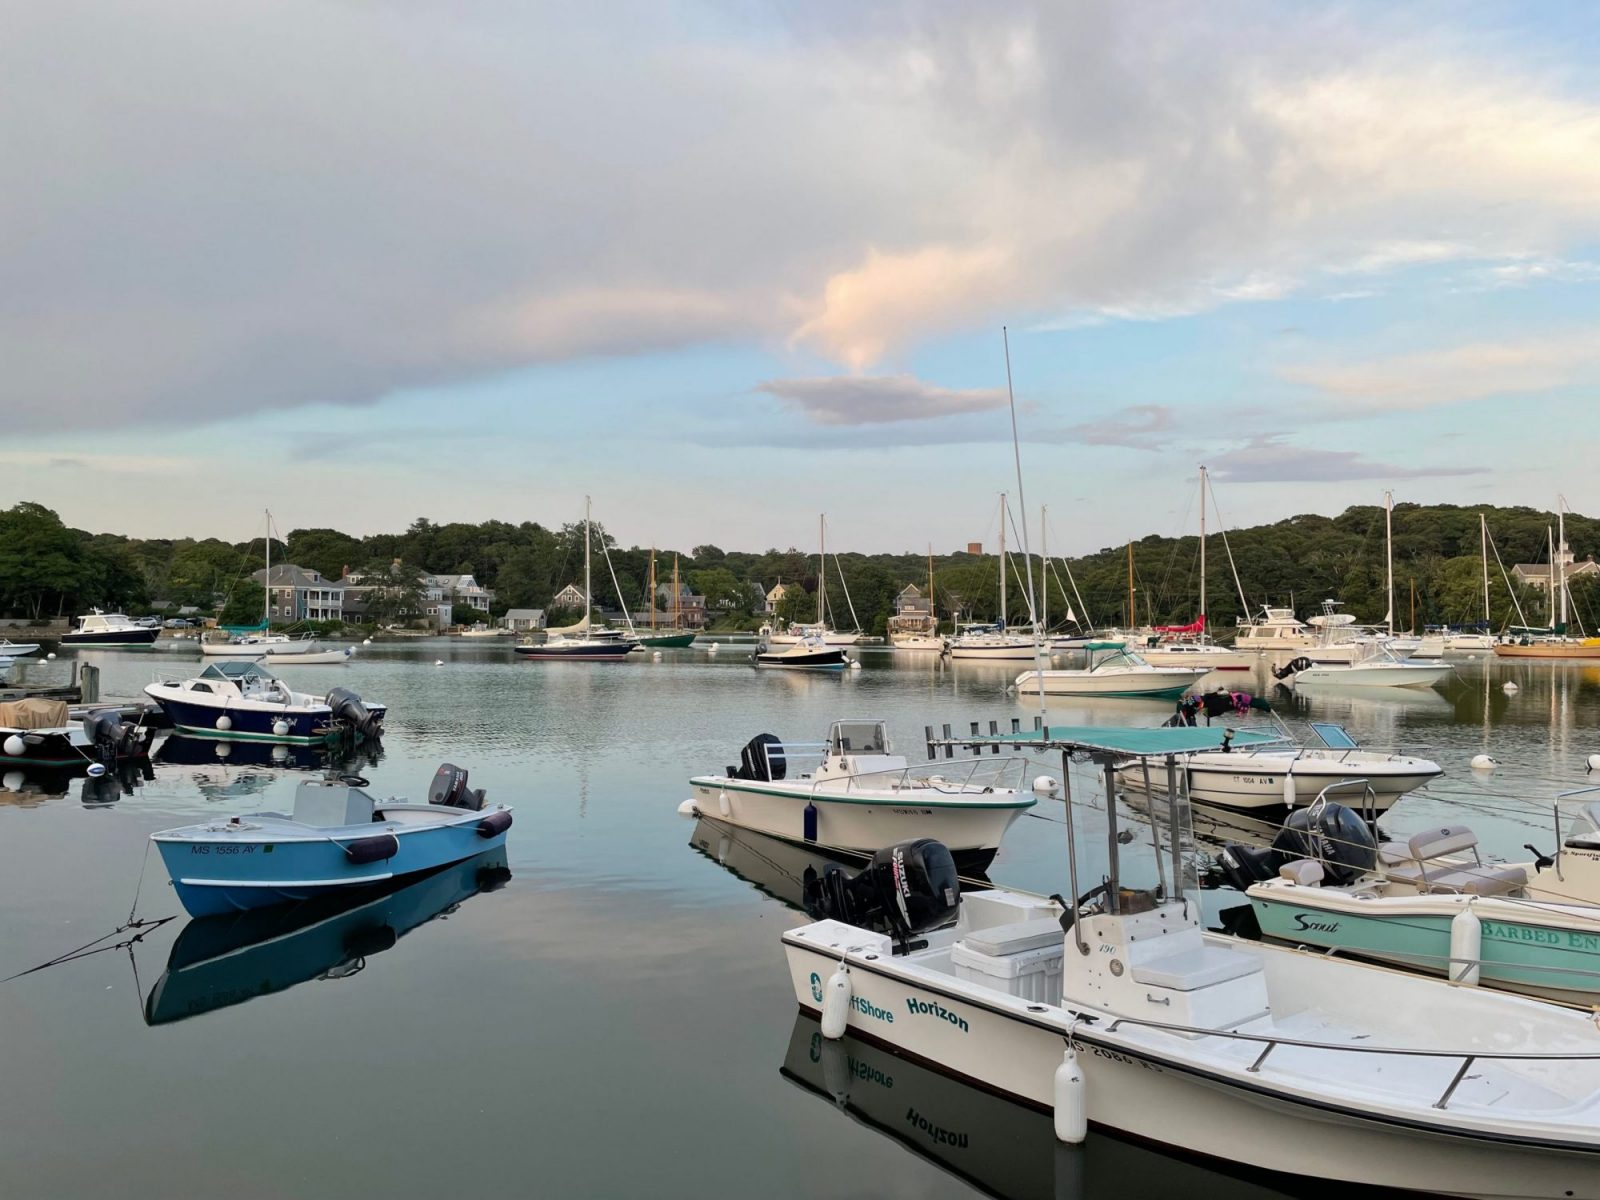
[938,724,1288,758]
[198,660,282,684]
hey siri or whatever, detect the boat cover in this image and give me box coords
[0,698,70,729]
[947,725,1286,757]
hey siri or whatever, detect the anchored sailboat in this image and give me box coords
[514,497,633,661]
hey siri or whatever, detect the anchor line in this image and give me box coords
[0,916,176,985]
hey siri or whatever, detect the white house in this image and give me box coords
[501,608,545,632]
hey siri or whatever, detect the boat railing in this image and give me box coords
[810,754,1030,797]
[1093,1013,1600,1109]
[1303,777,1379,821]
[1549,785,1600,874]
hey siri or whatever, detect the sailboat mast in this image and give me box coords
[672,554,680,630]
[1548,527,1557,627]
[649,549,657,630]
[1384,490,1395,635]
[1480,514,1490,627]
[817,514,826,626]
[1126,543,1135,630]
[264,508,272,627]
[583,496,593,623]
[998,493,1007,624]
[927,544,935,633]
[1198,466,1207,633]
[1558,499,1569,631]
[1040,506,1048,630]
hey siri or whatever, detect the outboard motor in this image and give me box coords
[1218,801,1378,893]
[805,838,961,952]
[325,687,382,739]
[1271,656,1316,681]
[727,733,784,782]
[82,709,144,766]
[428,762,486,811]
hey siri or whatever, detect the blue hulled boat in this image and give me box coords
[143,660,385,744]
[152,763,512,916]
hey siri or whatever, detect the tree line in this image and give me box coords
[1,500,1595,635]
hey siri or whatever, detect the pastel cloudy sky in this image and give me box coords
[4,1,1598,554]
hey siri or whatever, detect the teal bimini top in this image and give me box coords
[950,724,1287,758]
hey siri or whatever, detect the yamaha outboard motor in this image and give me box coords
[727,733,785,782]
[325,687,382,739]
[805,838,961,952]
[1218,801,1378,893]
[428,762,486,811]
[82,709,144,766]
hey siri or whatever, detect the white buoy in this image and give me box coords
[652,651,662,661]
[363,638,373,646]
[1033,775,1061,798]
[1503,681,1519,694]
[2,771,23,791]
[215,714,233,732]
[435,659,444,667]
[1587,754,1600,773]
[1053,1047,1088,1143]
[215,742,231,759]
[849,660,862,670]
[86,762,106,778]
[1471,754,1498,771]
[709,642,719,652]
[2,735,23,757]
[1282,770,1297,809]
[719,789,731,818]
[820,966,853,1039]
[272,720,290,737]
[46,652,56,661]
[1450,905,1482,987]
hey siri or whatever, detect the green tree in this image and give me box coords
[219,582,266,627]
[690,567,750,614]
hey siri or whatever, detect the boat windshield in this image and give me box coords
[198,661,281,684]
[829,721,888,754]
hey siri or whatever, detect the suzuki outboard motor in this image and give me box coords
[1218,801,1378,893]
[727,733,784,782]
[428,762,486,811]
[82,709,144,766]
[805,838,961,951]
[325,688,382,738]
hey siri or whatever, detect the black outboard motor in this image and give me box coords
[82,709,144,766]
[805,838,961,952]
[1271,656,1316,681]
[727,733,784,782]
[325,688,382,739]
[428,762,486,811]
[1218,801,1378,892]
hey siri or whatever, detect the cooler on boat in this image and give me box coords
[950,917,1064,1004]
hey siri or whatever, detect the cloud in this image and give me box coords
[757,374,1005,426]
[1280,327,1600,412]
[1061,404,1174,447]
[10,4,1600,431]
[1209,436,1488,483]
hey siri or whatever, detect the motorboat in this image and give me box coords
[761,515,863,646]
[1271,645,1453,690]
[1234,605,1318,652]
[1221,788,1600,1003]
[0,697,154,770]
[752,635,849,670]
[144,848,510,1025]
[681,720,1036,871]
[267,646,355,665]
[782,725,1600,1199]
[890,632,945,651]
[1118,720,1441,815]
[152,763,511,917]
[144,661,385,744]
[61,610,160,648]
[200,631,301,658]
[0,639,41,657]
[1444,629,1498,652]
[1137,641,1251,671]
[944,622,1039,661]
[1014,642,1209,698]
[460,625,512,638]
[761,623,862,647]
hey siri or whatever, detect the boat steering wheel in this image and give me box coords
[339,773,370,787]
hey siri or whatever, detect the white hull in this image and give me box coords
[0,641,41,657]
[1137,645,1252,671]
[266,648,353,665]
[200,642,282,658]
[767,631,862,647]
[1445,634,1497,651]
[1286,662,1452,689]
[784,916,1600,1199]
[1120,749,1441,813]
[1015,665,1208,697]
[946,640,1040,661]
[685,777,1029,864]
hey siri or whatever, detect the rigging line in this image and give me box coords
[1207,486,1252,616]
[1041,510,1094,628]
[1485,520,1529,628]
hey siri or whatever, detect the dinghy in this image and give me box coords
[151,762,512,916]
[782,725,1600,1199]
[683,720,1036,870]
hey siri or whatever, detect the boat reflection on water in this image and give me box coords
[143,849,510,1025]
[781,1014,1303,1200]
[153,733,384,803]
[0,760,155,808]
[688,816,991,913]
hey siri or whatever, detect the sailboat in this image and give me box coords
[1495,498,1600,659]
[201,511,324,659]
[763,516,862,646]
[889,547,944,650]
[1443,515,1498,651]
[944,494,1036,660]
[1140,466,1251,671]
[514,498,634,661]
[634,552,697,648]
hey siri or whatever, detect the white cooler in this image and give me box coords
[950,917,1065,1004]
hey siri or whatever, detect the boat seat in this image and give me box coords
[1131,944,1261,991]
[1278,860,1324,886]
[1380,825,1527,896]
[960,917,1063,957]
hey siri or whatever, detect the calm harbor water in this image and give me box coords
[2,643,1598,1198]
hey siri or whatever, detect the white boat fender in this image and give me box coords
[1588,754,1600,773]
[435,660,444,667]
[46,652,56,660]
[819,1033,852,1108]
[849,659,861,670]
[363,638,373,645]
[215,742,231,759]
[86,762,106,778]
[719,789,731,818]
[344,833,400,864]
[272,720,290,737]
[215,714,233,732]
[1053,1046,1087,1143]
[1471,754,1498,771]
[1449,904,1482,987]
[2,771,23,791]
[1033,775,1061,798]
[820,965,852,1039]
[675,798,698,817]
[708,643,719,652]
[477,810,513,838]
[271,744,289,762]
[652,651,662,661]
[2,735,23,757]
[1282,769,1296,809]
[1503,681,1518,694]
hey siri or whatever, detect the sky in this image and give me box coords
[4,1,1599,556]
